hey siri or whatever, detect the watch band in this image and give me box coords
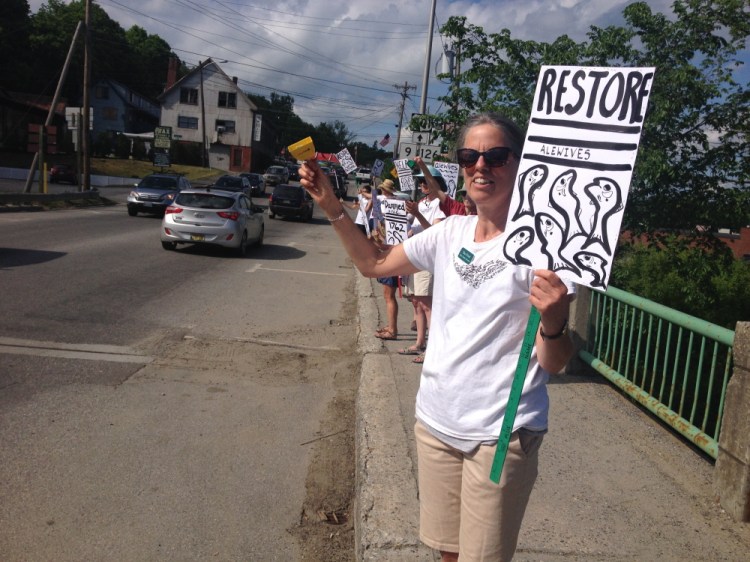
[539,319,568,340]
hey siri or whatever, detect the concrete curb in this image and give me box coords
[354,274,432,561]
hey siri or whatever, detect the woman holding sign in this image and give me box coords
[299,113,574,562]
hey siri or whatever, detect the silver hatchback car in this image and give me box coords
[160,189,264,256]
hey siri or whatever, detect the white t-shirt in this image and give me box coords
[411,196,446,235]
[354,194,370,226]
[403,215,575,439]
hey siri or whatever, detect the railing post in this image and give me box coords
[566,285,594,376]
[715,321,750,521]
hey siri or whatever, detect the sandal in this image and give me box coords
[398,345,425,356]
[375,329,397,340]
[412,353,425,364]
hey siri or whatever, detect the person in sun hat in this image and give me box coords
[299,112,575,561]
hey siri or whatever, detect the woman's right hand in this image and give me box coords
[299,160,340,216]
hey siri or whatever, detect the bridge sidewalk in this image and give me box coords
[355,274,750,561]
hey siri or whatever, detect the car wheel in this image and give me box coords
[304,207,313,222]
[128,207,138,216]
[269,212,276,219]
[236,231,248,257]
[161,241,176,250]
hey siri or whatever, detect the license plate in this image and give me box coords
[280,199,291,204]
[144,202,153,207]
[190,234,204,241]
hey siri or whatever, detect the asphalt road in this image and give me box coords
[0,187,358,560]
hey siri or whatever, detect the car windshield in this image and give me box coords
[139,176,178,189]
[275,186,302,198]
[245,175,261,184]
[175,193,234,209]
[215,177,243,188]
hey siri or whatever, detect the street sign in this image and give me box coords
[154,126,172,149]
[397,142,442,163]
[154,152,170,167]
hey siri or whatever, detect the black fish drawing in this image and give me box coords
[582,177,623,256]
[567,174,590,239]
[512,165,548,221]
[547,169,577,239]
[574,251,609,288]
[503,227,535,266]
[535,213,580,275]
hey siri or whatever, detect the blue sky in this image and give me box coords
[26,1,748,145]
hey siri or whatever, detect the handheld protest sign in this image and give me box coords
[288,136,316,161]
[491,66,655,484]
[382,198,408,245]
[434,162,460,199]
[504,66,655,290]
[336,148,358,174]
[393,159,416,193]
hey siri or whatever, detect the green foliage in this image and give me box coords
[435,1,749,236]
[171,141,202,166]
[611,236,750,328]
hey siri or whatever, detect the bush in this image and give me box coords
[611,235,750,329]
[171,141,202,166]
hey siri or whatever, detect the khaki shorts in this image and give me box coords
[407,270,433,297]
[415,421,543,561]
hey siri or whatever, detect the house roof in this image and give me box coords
[0,88,67,116]
[158,58,257,112]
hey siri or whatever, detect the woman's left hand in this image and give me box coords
[530,269,570,336]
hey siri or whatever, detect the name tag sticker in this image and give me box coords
[458,248,474,264]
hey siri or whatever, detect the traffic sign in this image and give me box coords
[397,142,442,163]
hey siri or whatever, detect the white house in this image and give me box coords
[158,58,258,172]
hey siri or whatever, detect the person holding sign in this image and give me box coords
[299,113,574,562]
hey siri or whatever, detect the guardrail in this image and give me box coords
[578,286,735,459]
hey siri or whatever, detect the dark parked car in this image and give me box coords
[286,164,300,181]
[127,173,191,216]
[268,184,314,221]
[239,172,266,197]
[213,175,252,197]
[49,164,77,185]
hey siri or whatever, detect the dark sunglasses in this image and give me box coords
[456,147,516,168]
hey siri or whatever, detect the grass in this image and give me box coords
[1,151,223,182]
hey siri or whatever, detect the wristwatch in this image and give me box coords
[540,319,568,341]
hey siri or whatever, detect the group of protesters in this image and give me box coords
[352,158,477,364]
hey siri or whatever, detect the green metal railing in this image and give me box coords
[578,286,736,459]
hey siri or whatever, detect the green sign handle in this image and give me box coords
[489,306,541,484]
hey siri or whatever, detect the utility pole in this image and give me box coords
[419,0,437,114]
[392,82,416,160]
[199,60,209,168]
[23,22,83,193]
[82,0,91,190]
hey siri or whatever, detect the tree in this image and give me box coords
[125,25,174,99]
[0,0,33,91]
[435,0,749,236]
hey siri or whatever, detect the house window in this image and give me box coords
[180,87,198,105]
[102,107,118,120]
[218,91,237,108]
[178,115,199,129]
[95,85,109,99]
[215,119,235,133]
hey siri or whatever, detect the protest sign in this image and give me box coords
[393,159,416,192]
[372,159,384,177]
[503,65,655,289]
[491,65,655,484]
[382,198,408,245]
[336,148,357,174]
[434,162,460,198]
